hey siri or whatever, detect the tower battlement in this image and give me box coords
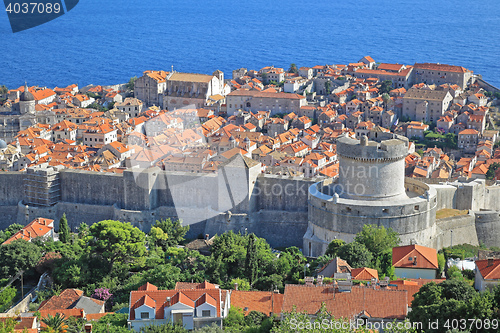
[337,135,409,161]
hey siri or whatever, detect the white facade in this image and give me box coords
[394,267,436,280]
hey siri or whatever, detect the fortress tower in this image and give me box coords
[304,133,438,257]
[336,135,408,201]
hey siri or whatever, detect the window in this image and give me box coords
[141,312,149,319]
[202,310,211,317]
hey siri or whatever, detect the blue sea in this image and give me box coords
[0,0,499,89]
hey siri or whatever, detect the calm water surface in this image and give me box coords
[0,0,498,88]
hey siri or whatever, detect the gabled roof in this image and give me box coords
[129,288,222,320]
[195,293,217,308]
[139,282,158,291]
[459,129,479,135]
[476,259,500,280]
[351,267,379,281]
[3,217,54,245]
[392,245,438,270]
[38,289,84,311]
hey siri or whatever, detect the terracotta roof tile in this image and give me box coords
[282,285,407,320]
[392,245,438,270]
[231,290,283,316]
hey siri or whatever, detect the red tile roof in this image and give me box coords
[476,259,500,280]
[2,218,54,245]
[282,285,407,320]
[129,284,223,320]
[231,290,284,316]
[414,63,469,73]
[38,289,84,311]
[138,282,158,291]
[351,267,379,281]
[86,313,114,321]
[392,245,438,270]
[39,308,84,320]
[459,129,479,135]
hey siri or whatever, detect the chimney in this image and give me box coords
[317,275,324,286]
[166,297,171,307]
[234,283,238,291]
[488,258,494,267]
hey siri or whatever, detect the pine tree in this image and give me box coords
[59,213,70,243]
[245,233,258,286]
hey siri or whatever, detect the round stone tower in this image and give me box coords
[304,133,438,257]
[19,83,35,115]
[337,135,409,201]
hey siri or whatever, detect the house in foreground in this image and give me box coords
[1,217,54,245]
[475,258,500,291]
[128,281,228,331]
[392,244,439,279]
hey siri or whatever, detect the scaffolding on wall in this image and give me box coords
[23,168,61,207]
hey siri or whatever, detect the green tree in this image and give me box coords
[261,73,268,84]
[149,219,189,249]
[354,224,400,258]
[59,214,70,244]
[409,280,485,333]
[0,223,23,243]
[0,317,16,333]
[142,264,182,290]
[223,307,247,331]
[66,317,86,333]
[324,80,332,95]
[0,285,16,312]
[230,277,250,291]
[87,220,146,270]
[91,313,130,333]
[486,162,500,180]
[382,93,391,110]
[127,76,138,91]
[77,222,89,239]
[437,252,446,276]
[444,133,458,149]
[41,313,69,332]
[245,234,259,286]
[288,63,298,74]
[446,265,463,280]
[337,242,373,268]
[379,80,393,94]
[324,239,345,257]
[0,239,42,278]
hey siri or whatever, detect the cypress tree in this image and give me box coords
[59,213,70,243]
[245,233,258,286]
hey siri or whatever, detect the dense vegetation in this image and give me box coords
[0,218,434,332]
[320,224,399,279]
[409,279,500,333]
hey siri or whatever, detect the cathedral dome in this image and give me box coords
[0,139,7,149]
[20,83,35,102]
